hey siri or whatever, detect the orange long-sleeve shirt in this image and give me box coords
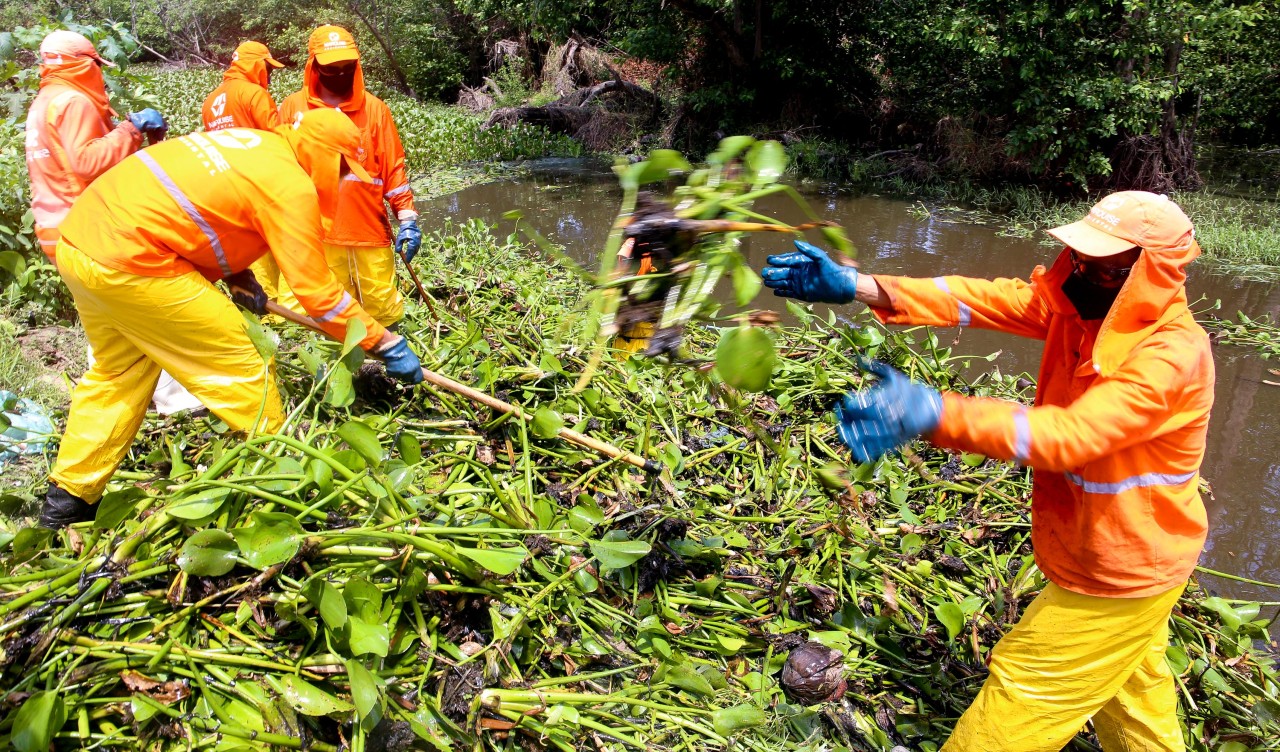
[59,128,385,350]
[202,54,282,132]
[279,58,414,247]
[25,74,142,260]
[868,242,1213,598]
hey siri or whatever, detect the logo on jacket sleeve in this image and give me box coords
[210,93,227,117]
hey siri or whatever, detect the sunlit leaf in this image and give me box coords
[281,675,353,717]
[167,487,231,520]
[457,544,529,576]
[590,539,651,569]
[11,690,67,752]
[177,529,239,576]
[531,408,564,439]
[338,419,383,465]
[711,704,767,736]
[231,511,305,569]
[715,326,776,392]
[933,602,965,642]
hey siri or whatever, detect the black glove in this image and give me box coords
[39,485,96,528]
[226,270,268,315]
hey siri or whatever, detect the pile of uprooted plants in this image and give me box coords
[1,212,1277,751]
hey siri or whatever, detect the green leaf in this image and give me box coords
[231,511,305,569]
[1164,645,1190,676]
[177,529,239,576]
[346,660,380,720]
[12,690,66,752]
[960,452,986,467]
[338,420,383,465]
[569,496,605,533]
[94,487,147,529]
[715,326,776,392]
[631,149,692,185]
[242,311,279,361]
[819,225,856,257]
[731,262,762,307]
[747,140,786,184]
[397,432,422,465]
[260,457,305,493]
[457,544,529,576]
[590,539,652,570]
[304,579,348,630]
[348,614,390,657]
[280,675,353,717]
[530,408,564,439]
[665,662,715,697]
[711,704,767,736]
[324,360,354,407]
[341,319,367,357]
[167,487,231,520]
[933,602,965,642]
[709,136,755,165]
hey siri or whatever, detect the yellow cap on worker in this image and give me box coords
[40,30,115,68]
[233,40,285,69]
[309,25,359,65]
[1047,191,1194,258]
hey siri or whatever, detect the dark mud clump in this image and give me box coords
[781,641,847,704]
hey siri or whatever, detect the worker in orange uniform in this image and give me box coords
[278,25,421,328]
[202,40,287,301]
[38,109,425,528]
[24,29,202,416]
[202,40,285,131]
[763,191,1212,752]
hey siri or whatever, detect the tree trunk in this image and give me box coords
[346,0,419,99]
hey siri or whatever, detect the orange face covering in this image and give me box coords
[39,58,116,122]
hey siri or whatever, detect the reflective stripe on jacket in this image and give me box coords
[278,56,414,246]
[24,84,141,259]
[58,128,385,350]
[868,240,1213,598]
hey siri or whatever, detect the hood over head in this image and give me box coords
[276,108,372,233]
[38,30,116,119]
[1041,191,1200,376]
[302,25,365,112]
[224,41,284,88]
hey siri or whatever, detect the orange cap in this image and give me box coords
[40,30,115,68]
[233,41,285,68]
[1047,191,1195,258]
[289,108,372,183]
[308,25,360,66]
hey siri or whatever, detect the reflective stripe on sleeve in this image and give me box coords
[932,276,972,326]
[1064,470,1197,495]
[136,151,232,276]
[384,183,411,198]
[342,173,384,185]
[312,291,353,323]
[1012,408,1031,465]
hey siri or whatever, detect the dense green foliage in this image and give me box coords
[1,220,1277,751]
[6,1,1278,191]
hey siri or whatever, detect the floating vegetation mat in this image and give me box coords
[1,217,1277,752]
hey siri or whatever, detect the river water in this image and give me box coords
[415,160,1280,604]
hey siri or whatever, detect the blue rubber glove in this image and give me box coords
[127,108,168,137]
[396,219,423,263]
[761,240,860,304]
[376,336,424,384]
[834,360,943,464]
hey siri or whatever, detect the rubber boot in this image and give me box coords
[38,484,96,528]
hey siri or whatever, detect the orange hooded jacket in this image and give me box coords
[202,41,284,132]
[278,27,415,247]
[868,219,1213,598]
[58,116,386,351]
[24,53,142,261]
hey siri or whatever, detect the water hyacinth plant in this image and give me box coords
[1,220,1276,751]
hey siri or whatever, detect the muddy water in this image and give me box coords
[416,160,1280,603]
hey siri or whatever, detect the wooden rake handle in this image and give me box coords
[249,295,661,474]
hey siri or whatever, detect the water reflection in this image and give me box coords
[416,161,1280,602]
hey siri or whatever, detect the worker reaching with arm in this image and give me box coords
[277,25,421,328]
[38,109,425,529]
[763,191,1212,752]
[24,29,202,416]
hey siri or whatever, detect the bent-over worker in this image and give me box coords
[39,109,425,528]
[763,191,1212,752]
[276,25,421,328]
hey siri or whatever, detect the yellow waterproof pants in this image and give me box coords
[51,241,284,503]
[276,243,403,327]
[943,582,1186,752]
